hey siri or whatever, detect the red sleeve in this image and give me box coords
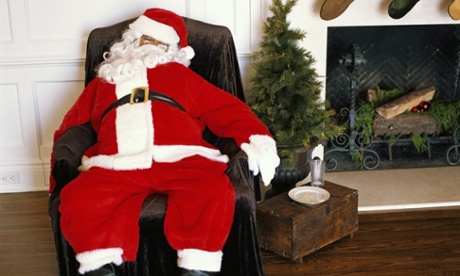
[49,79,100,193]
[53,79,100,140]
[187,69,272,146]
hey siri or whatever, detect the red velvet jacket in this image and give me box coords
[50,62,270,192]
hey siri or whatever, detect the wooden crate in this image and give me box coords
[256,181,358,262]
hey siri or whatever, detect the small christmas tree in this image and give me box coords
[248,0,342,149]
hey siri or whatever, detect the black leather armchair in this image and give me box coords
[48,17,265,276]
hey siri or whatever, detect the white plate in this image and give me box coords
[288,186,330,206]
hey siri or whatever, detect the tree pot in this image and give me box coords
[265,145,310,199]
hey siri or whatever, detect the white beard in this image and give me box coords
[97,35,191,84]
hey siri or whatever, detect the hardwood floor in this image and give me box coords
[1,191,459,276]
[0,192,58,276]
[261,208,460,275]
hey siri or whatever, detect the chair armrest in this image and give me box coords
[51,123,97,196]
[225,150,259,213]
[215,137,240,160]
[53,123,97,167]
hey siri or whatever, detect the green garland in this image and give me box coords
[355,87,405,146]
[427,100,460,132]
[353,87,460,159]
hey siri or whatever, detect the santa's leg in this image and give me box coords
[388,0,421,19]
[59,168,152,275]
[156,157,235,275]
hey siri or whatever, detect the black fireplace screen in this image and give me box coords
[324,24,460,171]
[326,24,460,111]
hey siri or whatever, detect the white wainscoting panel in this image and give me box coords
[188,0,253,54]
[35,80,83,148]
[0,66,44,192]
[0,67,39,163]
[35,80,85,161]
[0,0,29,59]
[0,62,85,192]
[0,0,12,42]
[0,83,22,146]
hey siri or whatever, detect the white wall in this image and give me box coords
[0,0,456,192]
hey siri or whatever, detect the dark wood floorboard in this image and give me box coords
[261,208,460,275]
[0,191,58,276]
[1,192,459,275]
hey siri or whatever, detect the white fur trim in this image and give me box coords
[80,85,155,171]
[114,68,152,161]
[109,65,155,168]
[130,15,180,45]
[116,102,154,155]
[115,70,148,99]
[80,155,113,171]
[152,145,229,163]
[177,249,223,272]
[80,152,154,171]
[180,46,195,60]
[80,145,228,171]
[76,248,123,274]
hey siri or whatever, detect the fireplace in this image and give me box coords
[324,24,460,171]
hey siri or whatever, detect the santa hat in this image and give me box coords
[130,8,194,58]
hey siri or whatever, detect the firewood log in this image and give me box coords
[373,113,438,136]
[367,89,387,103]
[375,86,435,119]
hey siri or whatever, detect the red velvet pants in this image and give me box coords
[59,156,235,261]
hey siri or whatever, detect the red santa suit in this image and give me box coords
[51,8,279,275]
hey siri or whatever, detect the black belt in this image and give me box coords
[100,87,185,122]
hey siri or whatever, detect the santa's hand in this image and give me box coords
[240,135,280,186]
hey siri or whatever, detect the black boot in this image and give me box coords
[180,268,217,276]
[80,263,117,276]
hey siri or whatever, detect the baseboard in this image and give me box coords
[0,163,49,193]
[358,201,460,213]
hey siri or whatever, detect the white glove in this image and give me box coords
[240,135,280,186]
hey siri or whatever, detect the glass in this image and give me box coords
[310,159,325,187]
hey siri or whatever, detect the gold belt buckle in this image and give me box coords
[130,86,149,104]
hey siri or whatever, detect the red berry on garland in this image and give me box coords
[419,101,430,111]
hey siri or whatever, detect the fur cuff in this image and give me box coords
[177,249,223,272]
[152,145,229,163]
[76,248,123,274]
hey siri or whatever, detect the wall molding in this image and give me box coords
[0,163,49,193]
[0,57,85,68]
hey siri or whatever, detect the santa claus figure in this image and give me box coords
[51,8,279,276]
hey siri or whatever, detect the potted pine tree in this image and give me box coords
[247,0,343,197]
